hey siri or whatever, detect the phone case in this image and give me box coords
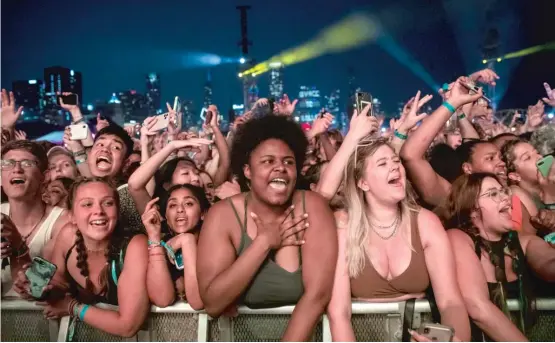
[25,257,57,299]
[418,323,454,342]
[355,92,373,116]
[537,155,554,178]
[69,124,89,141]
[175,251,184,270]
[149,113,170,132]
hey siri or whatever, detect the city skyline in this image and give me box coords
[2,0,554,116]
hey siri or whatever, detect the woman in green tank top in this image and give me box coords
[197,115,338,341]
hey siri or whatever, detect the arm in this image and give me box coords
[326,215,355,342]
[319,134,337,161]
[447,229,528,341]
[128,142,177,214]
[418,210,470,341]
[458,105,480,140]
[196,200,272,317]
[180,234,203,310]
[283,191,338,341]
[522,235,555,282]
[80,235,150,337]
[210,125,231,187]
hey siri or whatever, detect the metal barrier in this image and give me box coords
[2,298,554,341]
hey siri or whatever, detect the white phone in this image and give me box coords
[69,124,89,141]
[418,323,454,342]
[149,112,170,132]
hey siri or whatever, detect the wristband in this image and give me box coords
[393,130,408,140]
[72,150,86,157]
[442,101,456,113]
[441,83,450,92]
[79,304,90,321]
[458,113,467,120]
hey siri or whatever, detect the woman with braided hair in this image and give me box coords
[437,173,555,341]
[31,177,149,337]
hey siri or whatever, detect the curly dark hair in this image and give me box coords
[231,115,308,191]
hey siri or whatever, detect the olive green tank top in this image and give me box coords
[228,192,305,309]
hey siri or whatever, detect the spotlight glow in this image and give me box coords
[482,59,488,64]
[241,13,379,76]
[548,113,554,119]
[496,57,502,62]
[238,73,243,78]
[239,57,246,64]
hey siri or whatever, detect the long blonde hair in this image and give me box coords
[343,137,418,278]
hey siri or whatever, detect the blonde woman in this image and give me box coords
[324,135,470,341]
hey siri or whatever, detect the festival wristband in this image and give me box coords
[79,305,90,321]
[442,101,456,113]
[394,130,408,140]
[458,113,466,120]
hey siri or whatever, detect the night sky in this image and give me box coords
[2,0,554,115]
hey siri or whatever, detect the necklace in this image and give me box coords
[11,207,47,244]
[369,213,401,240]
[368,210,401,230]
[85,244,109,254]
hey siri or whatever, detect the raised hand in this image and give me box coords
[347,104,380,141]
[251,205,308,250]
[542,82,555,107]
[95,114,109,132]
[141,197,164,242]
[59,92,80,112]
[165,102,180,135]
[141,116,158,140]
[398,91,432,133]
[469,68,500,86]
[274,94,298,116]
[1,89,23,129]
[63,126,85,153]
[525,100,545,131]
[310,112,334,137]
[171,138,212,151]
[214,180,241,200]
[14,130,27,141]
[449,77,484,108]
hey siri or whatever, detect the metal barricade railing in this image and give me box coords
[2,298,554,341]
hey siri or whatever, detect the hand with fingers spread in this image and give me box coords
[95,114,109,132]
[274,94,298,116]
[525,100,545,132]
[142,197,164,242]
[469,68,500,86]
[347,104,380,141]
[14,129,27,141]
[397,91,432,134]
[542,82,555,107]
[165,102,180,136]
[1,89,24,129]
[252,205,309,250]
[63,126,85,153]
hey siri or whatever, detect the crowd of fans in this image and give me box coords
[1,69,554,341]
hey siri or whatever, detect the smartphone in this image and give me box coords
[57,94,79,106]
[537,155,554,178]
[69,124,88,141]
[417,323,454,342]
[355,92,373,116]
[25,257,57,299]
[544,232,555,244]
[459,80,491,103]
[149,112,170,132]
[205,110,213,126]
[175,250,184,270]
[173,97,182,131]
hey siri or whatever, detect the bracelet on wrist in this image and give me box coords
[442,101,456,113]
[72,150,86,157]
[393,130,408,140]
[458,113,467,120]
[79,304,90,321]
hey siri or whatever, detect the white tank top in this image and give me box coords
[1,203,64,297]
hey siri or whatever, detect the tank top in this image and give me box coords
[1,203,64,297]
[228,193,305,309]
[350,211,430,299]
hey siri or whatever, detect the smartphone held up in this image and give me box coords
[57,94,79,106]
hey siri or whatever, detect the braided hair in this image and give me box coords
[68,177,126,295]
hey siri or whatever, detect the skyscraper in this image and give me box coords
[181,100,195,129]
[269,62,284,99]
[12,80,44,121]
[43,66,82,125]
[119,90,149,123]
[203,70,213,109]
[297,86,321,123]
[146,73,161,115]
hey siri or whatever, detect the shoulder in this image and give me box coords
[124,234,148,262]
[298,190,331,209]
[416,208,447,248]
[446,228,473,246]
[55,224,78,250]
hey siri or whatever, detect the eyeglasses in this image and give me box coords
[479,187,511,203]
[0,159,39,170]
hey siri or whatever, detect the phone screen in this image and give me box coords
[205,110,213,125]
[57,94,78,106]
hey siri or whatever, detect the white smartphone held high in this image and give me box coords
[418,323,454,342]
[69,124,89,141]
[149,112,170,132]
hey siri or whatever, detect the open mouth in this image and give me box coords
[499,204,511,216]
[175,217,188,225]
[387,175,403,187]
[269,178,288,191]
[90,219,108,228]
[96,155,112,171]
[10,178,25,185]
